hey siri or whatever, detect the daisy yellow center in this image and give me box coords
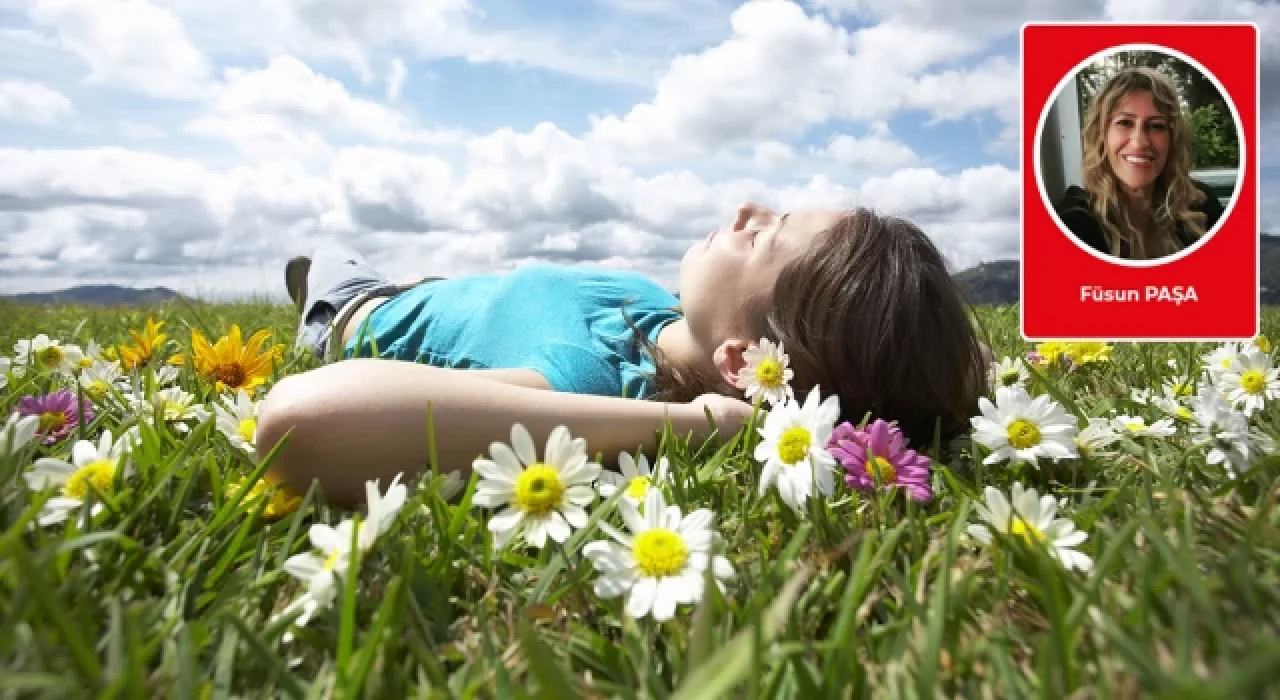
[1125,420,1145,433]
[865,456,897,484]
[632,528,689,578]
[777,427,811,465]
[213,363,248,389]
[38,411,67,433]
[64,459,116,500]
[513,464,565,515]
[1221,357,1233,369]
[1240,370,1266,395]
[161,400,185,421]
[625,475,650,500]
[85,380,110,400]
[37,346,64,369]
[324,549,343,571]
[1000,369,1021,386]
[1174,406,1193,421]
[1009,516,1044,546]
[1005,419,1041,449]
[754,359,783,388]
[238,417,257,445]
[78,357,93,369]
[1172,381,1192,397]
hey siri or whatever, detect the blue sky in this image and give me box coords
[0,0,1274,299]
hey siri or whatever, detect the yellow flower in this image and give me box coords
[226,475,301,520]
[1034,341,1111,368]
[118,318,168,371]
[1065,342,1112,366]
[187,325,282,394]
[1032,341,1068,368]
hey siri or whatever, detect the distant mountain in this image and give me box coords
[955,233,1278,305]
[2,285,183,306]
[955,260,1020,305]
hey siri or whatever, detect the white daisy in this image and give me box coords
[471,423,601,549]
[1111,415,1177,439]
[753,385,841,514]
[359,472,407,552]
[1218,349,1280,417]
[14,334,84,376]
[153,365,181,386]
[131,387,210,433]
[1190,385,1277,476]
[1,355,11,390]
[734,337,795,408]
[988,356,1030,391]
[276,519,359,643]
[600,452,670,507]
[970,386,1079,468]
[582,488,734,622]
[1202,342,1243,382]
[967,482,1093,573]
[1,413,40,457]
[214,390,259,455]
[79,339,107,369]
[79,360,126,404]
[1074,417,1120,459]
[25,430,131,526]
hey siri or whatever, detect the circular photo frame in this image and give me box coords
[1034,43,1246,267]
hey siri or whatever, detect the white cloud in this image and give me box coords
[810,0,1106,34]
[186,55,465,159]
[31,0,211,99]
[586,1,986,163]
[818,130,918,170]
[117,121,168,140]
[0,81,72,123]
[387,57,407,102]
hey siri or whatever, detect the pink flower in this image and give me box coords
[828,419,933,502]
[13,389,93,446]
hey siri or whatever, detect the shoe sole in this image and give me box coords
[285,257,311,311]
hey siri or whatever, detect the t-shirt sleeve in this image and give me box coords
[522,342,625,397]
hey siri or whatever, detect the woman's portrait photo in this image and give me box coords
[1037,48,1243,262]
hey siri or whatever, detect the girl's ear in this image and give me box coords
[712,338,751,392]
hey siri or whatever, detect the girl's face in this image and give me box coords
[1104,90,1170,198]
[679,203,844,345]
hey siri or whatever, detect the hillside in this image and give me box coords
[2,285,183,306]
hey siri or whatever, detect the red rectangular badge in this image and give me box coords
[1021,23,1259,341]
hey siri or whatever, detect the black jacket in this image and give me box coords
[1054,179,1225,258]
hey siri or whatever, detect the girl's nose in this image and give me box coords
[733,202,774,231]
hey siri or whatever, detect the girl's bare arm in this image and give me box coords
[254,359,714,506]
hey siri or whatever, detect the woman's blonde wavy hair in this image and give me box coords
[1080,66,1207,259]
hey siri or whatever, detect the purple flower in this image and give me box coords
[828,419,933,502]
[13,389,93,446]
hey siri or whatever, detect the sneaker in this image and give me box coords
[285,256,311,312]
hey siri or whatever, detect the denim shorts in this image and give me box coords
[294,243,438,361]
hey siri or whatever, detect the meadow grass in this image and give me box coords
[1,298,1279,698]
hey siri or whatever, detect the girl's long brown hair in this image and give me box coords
[1080,67,1206,258]
[624,208,989,448]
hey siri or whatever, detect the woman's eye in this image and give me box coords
[1149,122,1167,131]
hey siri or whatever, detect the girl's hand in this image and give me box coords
[689,393,757,433]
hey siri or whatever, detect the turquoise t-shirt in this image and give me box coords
[342,263,682,399]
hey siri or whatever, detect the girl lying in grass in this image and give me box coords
[256,203,990,505]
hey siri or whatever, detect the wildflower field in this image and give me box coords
[2,298,1279,698]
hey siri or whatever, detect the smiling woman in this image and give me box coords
[1054,64,1229,261]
